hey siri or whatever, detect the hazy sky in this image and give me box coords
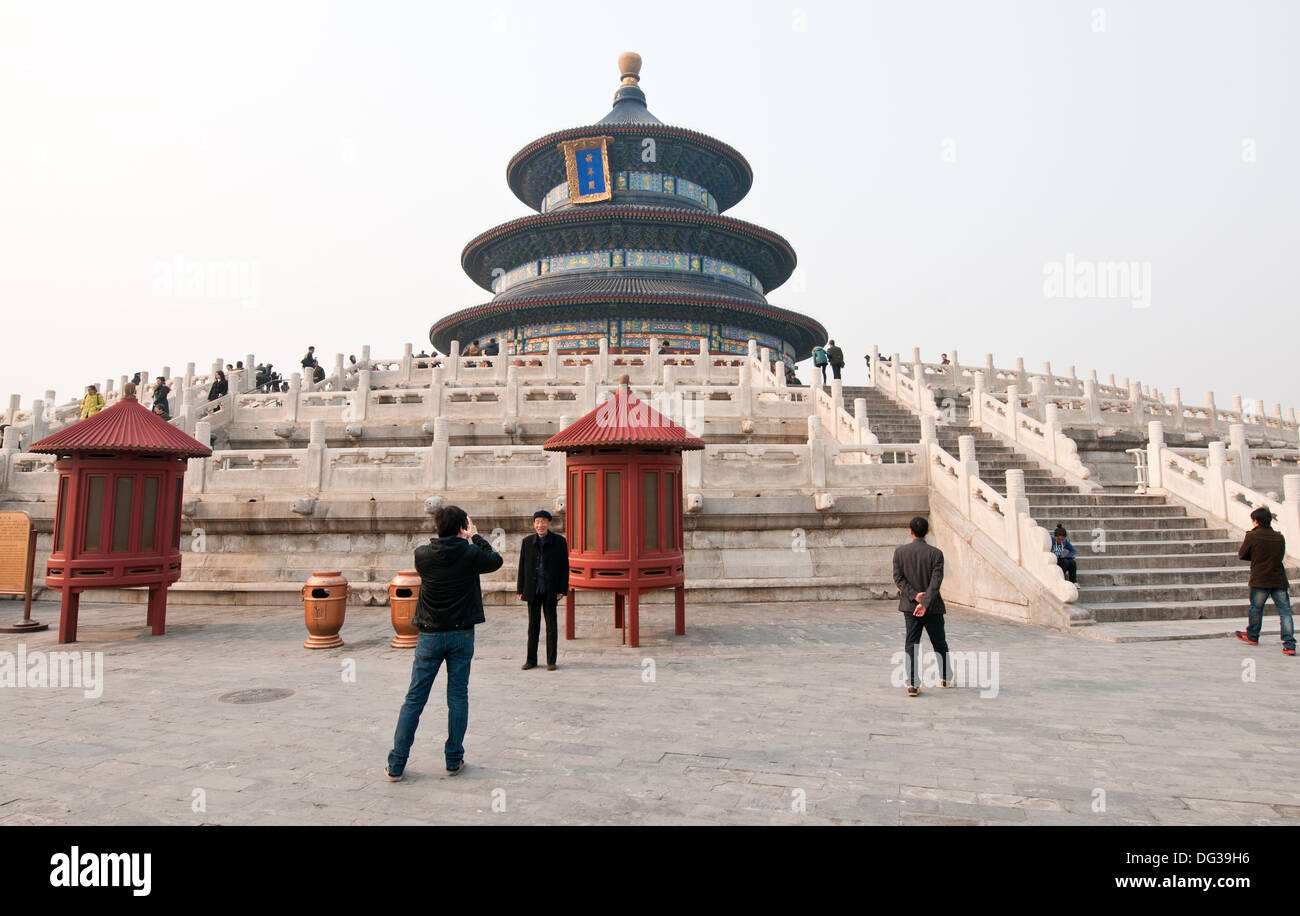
[2,0,1296,412]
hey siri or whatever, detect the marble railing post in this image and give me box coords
[307,419,326,493]
[831,378,843,409]
[1014,357,1027,390]
[179,387,198,435]
[505,366,522,422]
[697,338,710,384]
[333,354,345,390]
[1168,387,1184,431]
[890,353,902,398]
[402,343,413,381]
[984,353,996,387]
[662,363,676,396]
[1005,384,1020,442]
[1281,476,1300,554]
[775,360,787,389]
[1129,380,1144,427]
[868,345,880,386]
[920,412,937,455]
[353,370,371,422]
[1146,421,1165,489]
[446,341,461,382]
[1082,379,1101,424]
[428,366,444,420]
[1004,469,1027,563]
[360,345,371,367]
[807,415,826,488]
[170,376,182,416]
[546,340,559,379]
[853,399,872,445]
[1107,373,1116,390]
[1041,361,1052,392]
[1029,376,1046,422]
[244,355,254,382]
[288,373,302,424]
[598,337,610,383]
[747,339,758,361]
[582,365,597,415]
[1067,364,1078,394]
[1229,423,1251,488]
[5,394,18,428]
[957,434,977,516]
[30,400,47,442]
[184,363,195,391]
[1043,403,1062,463]
[969,371,985,423]
[428,417,448,490]
[947,348,960,386]
[187,420,212,493]
[910,346,921,366]
[738,364,754,421]
[759,347,771,382]
[649,338,662,378]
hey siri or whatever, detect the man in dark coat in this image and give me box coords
[516,509,569,670]
[826,339,845,381]
[1236,506,1296,654]
[892,515,952,696]
[386,505,503,780]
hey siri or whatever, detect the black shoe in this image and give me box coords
[907,685,920,697]
[547,663,557,671]
[446,761,464,776]
[521,661,537,670]
[384,767,403,782]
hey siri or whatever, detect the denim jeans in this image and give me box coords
[1247,588,1296,649]
[388,628,475,775]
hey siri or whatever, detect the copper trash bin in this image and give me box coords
[388,570,421,649]
[302,570,350,649]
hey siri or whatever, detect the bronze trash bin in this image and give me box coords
[388,570,421,649]
[302,570,350,649]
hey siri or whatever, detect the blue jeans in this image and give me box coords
[388,628,475,775]
[1247,588,1296,650]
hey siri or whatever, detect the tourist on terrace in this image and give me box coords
[516,509,569,671]
[892,516,953,696]
[940,353,950,365]
[207,370,228,402]
[152,377,170,414]
[826,339,845,381]
[312,359,325,386]
[300,346,316,370]
[1235,506,1296,655]
[152,402,170,421]
[464,340,482,368]
[785,366,802,387]
[1051,525,1078,583]
[812,344,829,388]
[79,384,104,420]
[386,505,503,780]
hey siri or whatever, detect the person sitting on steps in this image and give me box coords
[1051,524,1077,583]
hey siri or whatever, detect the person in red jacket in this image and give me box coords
[1236,506,1296,655]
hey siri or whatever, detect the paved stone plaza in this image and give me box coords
[0,598,1295,826]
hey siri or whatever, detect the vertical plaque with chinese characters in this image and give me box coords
[558,136,614,204]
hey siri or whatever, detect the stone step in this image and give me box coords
[1027,515,1207,530]
[1024,494,1172,507]
[1075,551,1242,570]
[1054,526,1231,542]
[1026,503,1192,519]
[1076,566,1293,588]
[1064,539,1241,556]
[1076,581,1300,604]
[1085,599,1259,623]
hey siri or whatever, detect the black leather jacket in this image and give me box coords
[412,534,503,631]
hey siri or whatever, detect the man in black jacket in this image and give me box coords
[892,516,952,696]
[826,339,845,381]
[517,509,569,670]
[386,505,503,780]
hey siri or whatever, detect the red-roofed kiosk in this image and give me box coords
[543,377,703,648]
[29,386,211,643]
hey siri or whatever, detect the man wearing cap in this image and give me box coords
[517,509,569,670]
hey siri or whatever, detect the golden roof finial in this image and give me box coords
[618,52,642,88]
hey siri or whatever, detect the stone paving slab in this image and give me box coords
[0,599,1295,825]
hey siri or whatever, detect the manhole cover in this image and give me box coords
[218,688,295,705]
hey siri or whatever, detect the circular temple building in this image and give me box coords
[431,52,826,365]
